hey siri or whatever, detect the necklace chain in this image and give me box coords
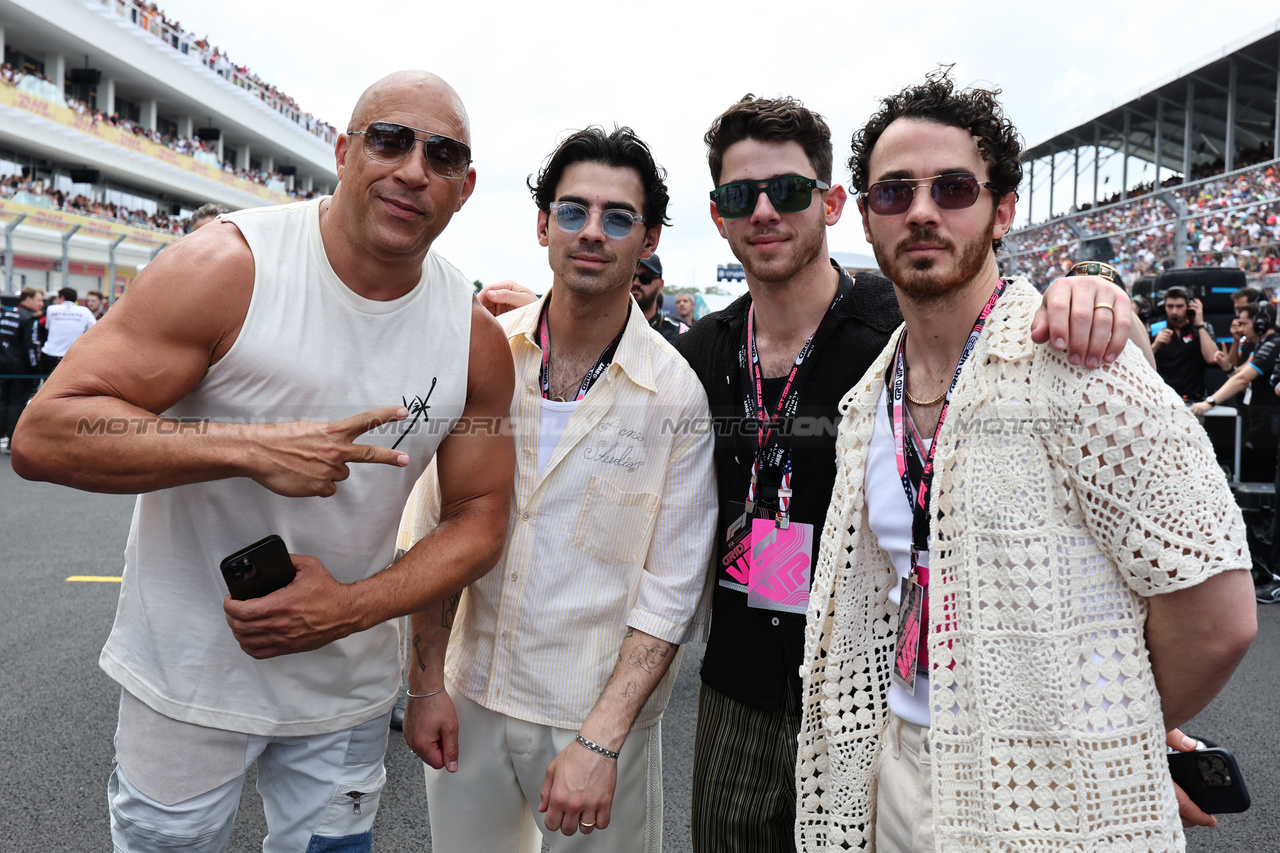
[905,385,947,407]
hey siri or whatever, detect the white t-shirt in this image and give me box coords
[865,388,932,727]
[538,398,580,474]
[41,301,96,357]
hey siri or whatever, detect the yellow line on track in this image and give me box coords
[66,576,123,583]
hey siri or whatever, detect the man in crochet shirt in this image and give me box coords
[795,71,1257,853]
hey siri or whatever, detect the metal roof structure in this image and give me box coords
[1020,20,1280,218]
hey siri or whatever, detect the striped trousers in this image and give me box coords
[691,680,801,853]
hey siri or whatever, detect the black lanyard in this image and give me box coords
[538,299,629,402]
[738,275,851,514]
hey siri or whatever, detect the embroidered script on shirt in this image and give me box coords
[583,418,645,472]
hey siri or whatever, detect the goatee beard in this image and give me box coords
[876,211,995,305]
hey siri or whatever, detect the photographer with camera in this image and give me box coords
[1153,286,1219,400]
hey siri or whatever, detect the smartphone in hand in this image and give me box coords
[220,534,297,600]
[1168,744,1250,814]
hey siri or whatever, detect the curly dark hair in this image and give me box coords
[704,94,833,187]
[849,68,1023,252]
[528,125,670,226]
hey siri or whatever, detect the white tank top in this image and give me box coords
[100,197,474,736]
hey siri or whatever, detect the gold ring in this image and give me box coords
[580,821,596,828]
[1093,303,1114,312]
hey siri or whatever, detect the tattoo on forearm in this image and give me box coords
[441,592,460,629]
[620,681,637,699]
[412,632,427,673]
[628,641,676,674]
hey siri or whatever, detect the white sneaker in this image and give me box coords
[0,437,9,455]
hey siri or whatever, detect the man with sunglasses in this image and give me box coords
[632,254,686,343]
[13,71,516,853]
[795,72,1254,852]
[674,94,1139,853]
[401,126,716,852]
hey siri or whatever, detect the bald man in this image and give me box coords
[13,71,516,853]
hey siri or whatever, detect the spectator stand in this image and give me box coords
[95,0,339,147]
[0,193,175,301]
[0,64,304,205]
[1005,159,1280,295]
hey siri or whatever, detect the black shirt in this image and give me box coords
[1249,335,1280,408]
[0,306,41,373]
[673,264,902,711]
[648,312,683,345]
[1154,322,1211,400]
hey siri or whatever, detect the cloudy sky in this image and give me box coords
[153,0,1279,292]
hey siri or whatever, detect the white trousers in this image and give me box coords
[109,690,390,853]
[424,680,662,853]
[874,711,934,853]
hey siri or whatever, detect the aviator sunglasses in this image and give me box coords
[863,173,996,216]
[549,202,647,240]
[709,175,830,219]
[348,121,472,179]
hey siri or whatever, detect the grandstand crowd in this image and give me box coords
[1,49,324,235]
[0,173,186,233]
[1007,156,1280,291]
[101,0,338,145]
[2,61,319,198]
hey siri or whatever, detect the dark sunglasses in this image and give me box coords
[863,173,995,216]
[709,175,830,219]
[549,201,645,240]
[348,121,472,179]
[633,271,657,286]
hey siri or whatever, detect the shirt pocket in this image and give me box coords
[570,474,660,564]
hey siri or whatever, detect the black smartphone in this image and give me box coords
[220,534,297,600]
[1168,744,1250,814]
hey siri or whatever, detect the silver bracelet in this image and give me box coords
[575,734,620,760]
[406,687,444,699]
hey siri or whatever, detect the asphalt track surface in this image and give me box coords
[4,456,1278,852]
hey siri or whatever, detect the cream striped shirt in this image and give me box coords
[398,293,717,731]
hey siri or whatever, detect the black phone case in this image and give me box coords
[220,534,296,600]
[1167,746,1251,814]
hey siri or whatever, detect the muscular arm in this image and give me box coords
[1145,570,1256,729]
[223,302,516,656]
[539,626,679,834]
[12,222,408,495]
